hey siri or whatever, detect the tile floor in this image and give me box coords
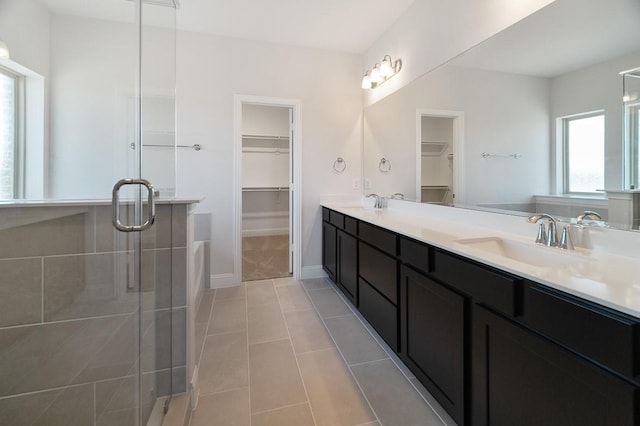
[242,235,291,281]
[190,277,457,426]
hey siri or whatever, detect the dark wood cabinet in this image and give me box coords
[321,207,640,426]
[336,229,357,304]
[400,265,465,425]
[323,208,358,304]
[322,219,336,282]
[473,304,638,426]
[358,240,399,351]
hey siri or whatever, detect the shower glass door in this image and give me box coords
[0,0,178,425]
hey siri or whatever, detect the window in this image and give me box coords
[562,112,605,193]
[0,66,21,199]
[627,103,640,188]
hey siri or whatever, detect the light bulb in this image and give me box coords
[361,73,371,89]
[370,65,382,84]
[380,56,393,78]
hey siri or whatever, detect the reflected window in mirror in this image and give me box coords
[624,70,640,189]
[561,112,605,194]
[627,104,640,188]
[0,65,23,200]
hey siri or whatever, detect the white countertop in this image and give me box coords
[322,199,640,319]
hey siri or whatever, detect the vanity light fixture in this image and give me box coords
[362,54,402,89]
[0,39,10,59]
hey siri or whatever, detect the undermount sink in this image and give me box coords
[455,237,593,267]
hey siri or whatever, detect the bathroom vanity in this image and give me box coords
[321,202,640,426]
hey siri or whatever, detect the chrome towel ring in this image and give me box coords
[333,157,347,174]
[379,158,391,173]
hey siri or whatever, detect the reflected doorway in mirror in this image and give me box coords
[416,109,464,205]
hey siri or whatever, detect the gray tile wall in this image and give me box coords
[0,203,188,426]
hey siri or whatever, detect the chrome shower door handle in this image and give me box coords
[112,178,156,232]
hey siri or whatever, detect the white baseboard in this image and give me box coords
[301,265,327,280]
[209,273,238,289]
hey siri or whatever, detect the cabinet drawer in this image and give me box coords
[433,250,521,316]
[345,216,358,235]
[359,242,398,304]
[322,207,330,222]
[400,237,431,274]
[329,210,344,228]
[359,278,398,351]
[524,284,640,379]
[358,222,396,255]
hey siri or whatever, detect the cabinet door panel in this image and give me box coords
[322,221,337,282]
[337,230,357,303]
[473,305,637,426]
[359,242,397,304]
[401,266,465,425]
[434,250,521,316]
[359,221,396,255]
[359,278,398,351]
[524,283,640,380]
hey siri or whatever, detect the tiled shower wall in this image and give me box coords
[0,203,188,425]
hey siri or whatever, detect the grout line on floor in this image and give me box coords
[320,278,450,426]
[347,357,392,368]
[251,401,310,417]
[301,280,382,426]
[196,385,249,399]
[275,278,318,426]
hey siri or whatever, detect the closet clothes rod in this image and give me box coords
[242,134,289,140]
[242,147,290,154]
[133,143,202,151]
[242,187,290,192]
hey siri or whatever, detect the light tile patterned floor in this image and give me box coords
[190,277,456,426]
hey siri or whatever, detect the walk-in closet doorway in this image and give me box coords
[233,96,301,283]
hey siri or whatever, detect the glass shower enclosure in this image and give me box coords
[0,0,179,424]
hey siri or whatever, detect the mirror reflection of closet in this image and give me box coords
[241,104,292,281]
[420,115,454,205]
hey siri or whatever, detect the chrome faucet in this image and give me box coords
[527,213,575,250]
[576,210,602,226]
[366,193,384,209]
[527,213,558,247]
[390,193,404,200]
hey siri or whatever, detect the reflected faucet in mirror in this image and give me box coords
[576,210,603,227]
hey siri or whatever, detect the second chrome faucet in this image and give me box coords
[527,213,574,250]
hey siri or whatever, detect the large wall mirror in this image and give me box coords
[364,0,640,230]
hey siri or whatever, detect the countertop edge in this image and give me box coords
[321,202,640,319]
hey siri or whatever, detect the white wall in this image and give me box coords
[550,49,640,192]
[173,31,363,281]
[242,104,289,136]
[48,14,176,199]
[0,0,50,77]
[362,0,556,106]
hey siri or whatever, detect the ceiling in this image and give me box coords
[35,0,416,54]
[452,0,640,78]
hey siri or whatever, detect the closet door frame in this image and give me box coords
[233,95,302,282]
